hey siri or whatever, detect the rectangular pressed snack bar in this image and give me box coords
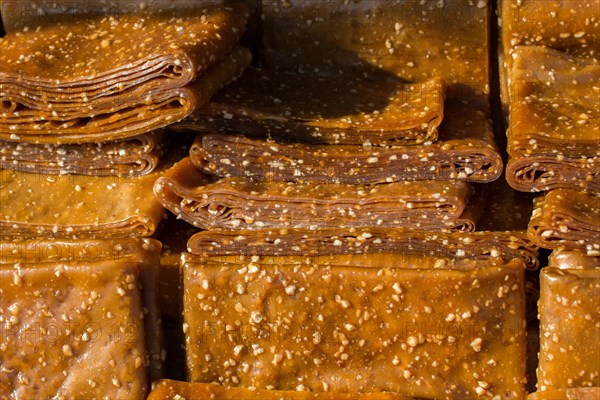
[182,253,527,399]
[0,238,162,398]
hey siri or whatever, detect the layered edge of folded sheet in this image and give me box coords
[148,379,412,400]
[0,130,166,177]
[527,189,600,254]
[0,237,163,398]
[172,68,446,145]
[505,46,600,193]
[182,253,527,399]
[0,7,251,143]
[186,101,502,184]
[0,165,166,239]
[154,157,486,232]
[537,263,600,392]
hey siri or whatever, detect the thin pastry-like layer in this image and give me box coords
[183,253,526,398]
[0,131,165,177]
[154,157,483,232]
[261,0,490,109]
[538,267,600,391]
[187,177,538,269]
[190,103,502,184]
[0,8,250,143]
[500,0,600,74]
[148,379,410,400]
[188,227,537,270]
[527,189,600,254]
[506,46,600,193]
[0,238,162,399]
[0,166,166,239]
[172,68,446,145]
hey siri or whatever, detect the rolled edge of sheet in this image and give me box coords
[148,379,412,400]
[154,157,482,232]
[527,189,600,254]
[0,131,166,177]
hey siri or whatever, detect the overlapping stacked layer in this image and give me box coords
[501,1,600,397]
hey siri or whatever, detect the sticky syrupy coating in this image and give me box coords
[154,157,484,232]
[506,46,600,193]
[174,69,446,146]
[261,0,490,109]
[501,0,600,67]
[0,165,166,240]
[182,253,526,399]
[0,7,250,142]
[187,102,501,185]
[538,267,600,391]
[0,238,163,399]
[148,379,411,400]
[0,130,165,177]
[528,189,600,254]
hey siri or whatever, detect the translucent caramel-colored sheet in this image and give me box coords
[527,189,600,254]
[506,46,600,193]
[261,0,490,109]
[538,268,600,391]
[188,227,538,270]
[189,103,502,184]
[172,68,446,145]
[187,176,539,269]
[500,0,600,68]
[182,253,526,399]
[549,250,600,270]
[0,0,226,32]
[528,387,600,400]
[148,379,411,400]
[0,165,165,239]
[0,8,250,143]
[0,238,162,399]
[0,131,165,177]
[154,157,484,232]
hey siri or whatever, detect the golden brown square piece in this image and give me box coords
[0,238,161,399]
[538,267,600,391]
[183,253,526,399]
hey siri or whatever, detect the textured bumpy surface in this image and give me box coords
[154,157,485,232]
[183,253,526,399]
[506,46,600,193]
[0,238,162,399]
[0,6,250,143]
[527,189,600,254]
[0,166,166,239]
[261,0,490,109]
[0,131,166,177]
[173,68,446,145]
[148,379,411,400]
[189,103,501,184]
[538,266,600,391]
